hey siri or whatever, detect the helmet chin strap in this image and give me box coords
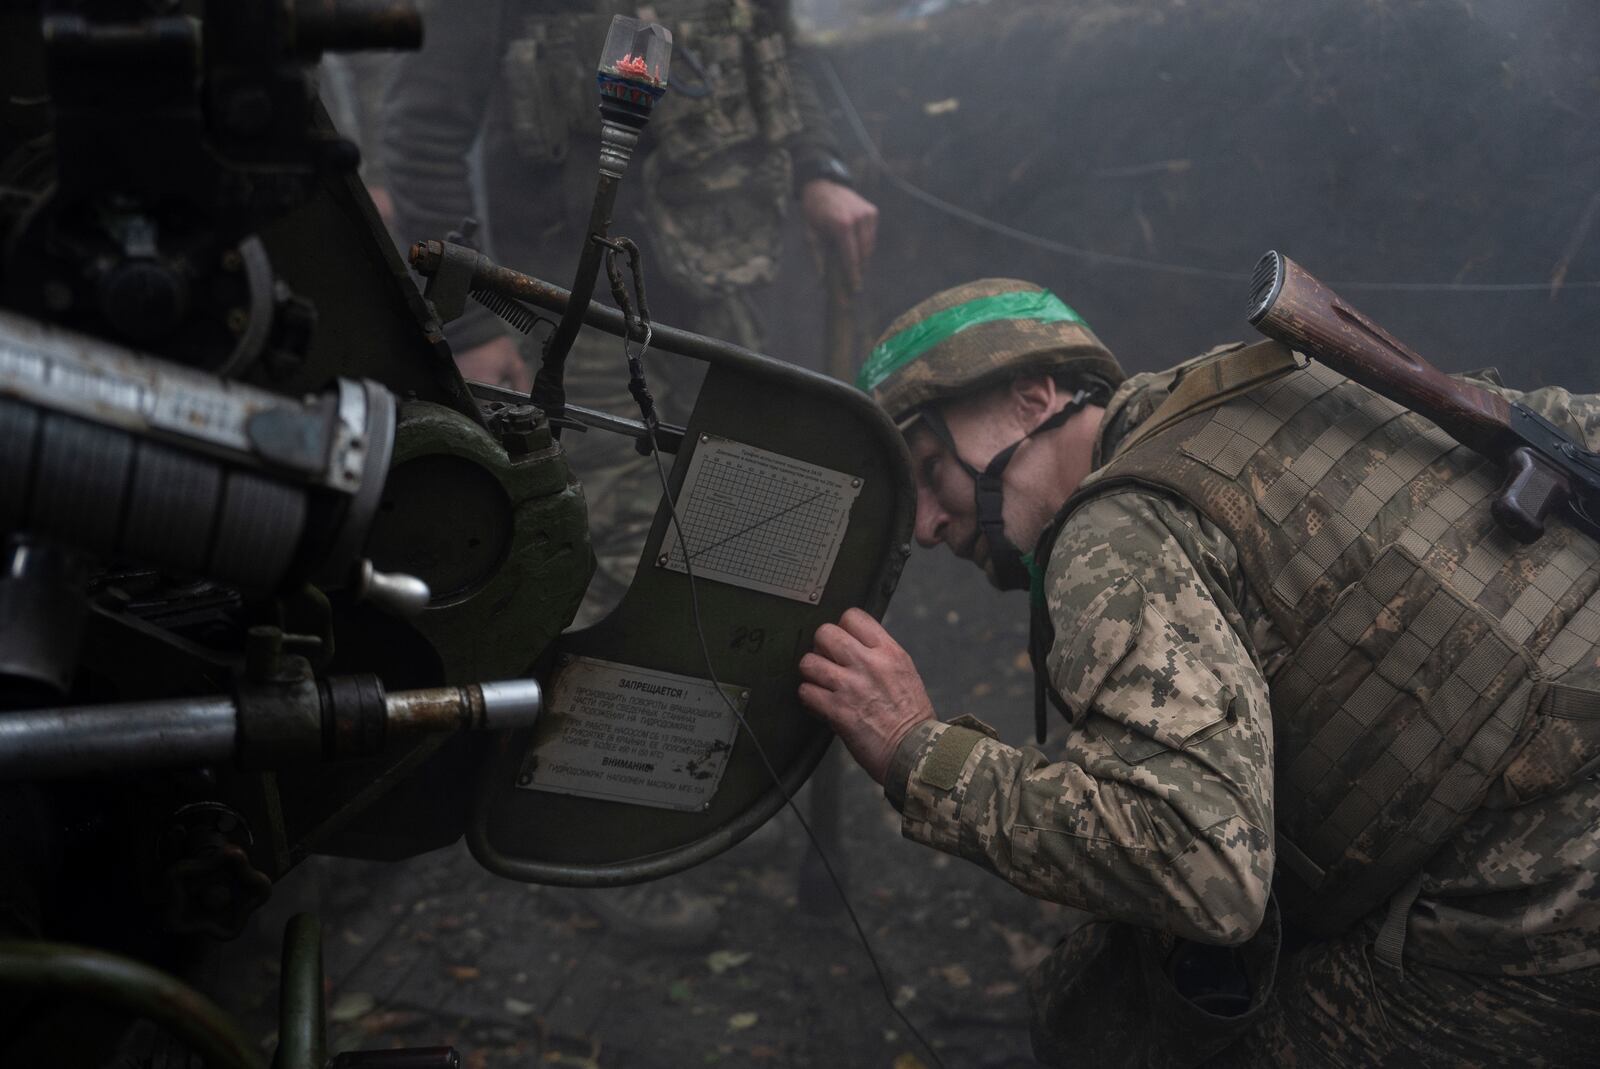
[921,390,1089,592]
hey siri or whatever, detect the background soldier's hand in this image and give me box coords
[798,608,934,784]
[456,335,531,391]
[801,178,879,292]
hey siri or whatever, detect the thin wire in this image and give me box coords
[646,441,948,1069]
[606,255,948,1069]
[816,55,1600,294]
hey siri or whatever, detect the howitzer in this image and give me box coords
[0,1,913,1064]
[1248,251,1600,544]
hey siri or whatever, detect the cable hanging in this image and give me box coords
[603,237,950,1069]
[816,55,1600,295]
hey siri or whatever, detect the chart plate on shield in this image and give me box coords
[657,435,863,603]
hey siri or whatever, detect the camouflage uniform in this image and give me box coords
[381,0,848,619]
[886,349,1600,1066]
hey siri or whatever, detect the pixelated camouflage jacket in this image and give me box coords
[382,0,844,350]
[886,351,1600,976]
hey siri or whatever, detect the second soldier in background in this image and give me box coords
[379,0,878,941]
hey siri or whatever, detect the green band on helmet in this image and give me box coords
[856,290,1088,393]
[1022,550,1046,606]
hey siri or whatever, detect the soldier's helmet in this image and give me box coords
[856,278,1124,429]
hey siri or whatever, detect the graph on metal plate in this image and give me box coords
[658,436,863,603]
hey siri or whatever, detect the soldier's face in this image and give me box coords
[907,397,1025,582]
[908,421,983,564]
[907,380,1097,585]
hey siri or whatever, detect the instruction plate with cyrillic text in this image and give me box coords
[516,656,748,812]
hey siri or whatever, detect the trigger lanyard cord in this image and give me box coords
[602,239,949,1069]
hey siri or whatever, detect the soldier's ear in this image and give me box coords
[1009,373,1056,422]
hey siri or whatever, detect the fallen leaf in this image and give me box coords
[945,610,960,625]
[727,1012,758,1031]
[448,965,480,981]
[667,980,694,1004]
[828,963,849,977]
[328,991,374,1023]
[893,1055,930,1069]
[706,950,752,975]
[361,1010,425,1036]
[1012,650,1031,672]
[893,984,918,1007]
[923,97,960,116]
[937,964,972,988]
[970,681,993,698]
[748,1044,780,1060]
[504,997,535,1016]
[984,981,1021,999]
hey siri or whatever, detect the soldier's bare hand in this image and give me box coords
[800,179,879,292]
[457,335,531,392]
[797,608,934,784]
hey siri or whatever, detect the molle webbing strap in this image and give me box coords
[1502,542,1596,645]
[1374,871,1425,973]
[1324,674,1535,937]
[1545,681,1600,721]
[1273,835,1326,887]
[1541,599,1600,675]
[1180,363,1344,480]
[1113,340,1303,456]
[1257,388,1400,525]
[1271,416,1458,606]
[1303,622,1515,864]
[1394,458,1499,562]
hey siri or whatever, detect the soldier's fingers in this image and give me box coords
[837,607,889,647]
[508,361,532,392]
[810,623,863,664]
[797,651,849,691]
[857,210,878,266]
[797,681,841,722]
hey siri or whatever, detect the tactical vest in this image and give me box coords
[1039,343,1600,939]
[500,0,802,169]
[499,0,799,298]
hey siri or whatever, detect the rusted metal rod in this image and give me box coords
[0,678,541,778]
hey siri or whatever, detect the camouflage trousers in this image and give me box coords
[1211,928,1600,1069]
[1029,911,1600,1068]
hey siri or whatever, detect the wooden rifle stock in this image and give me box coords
[1247,251,1592,544]
[1246,252,1517,457]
